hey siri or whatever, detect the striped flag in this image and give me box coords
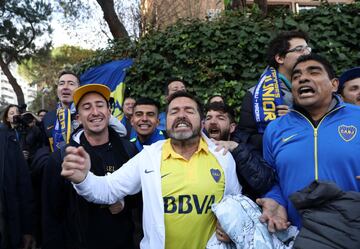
[80,59,133,119]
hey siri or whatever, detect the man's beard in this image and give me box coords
[207,125,230,141]
[216,130,230,141]
[167,117,201,141]
[168,128,201,141]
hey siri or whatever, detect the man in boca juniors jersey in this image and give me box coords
[62,91,241,249]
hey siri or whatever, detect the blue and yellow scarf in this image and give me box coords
[252,67,283,133]
[51,103,76,151]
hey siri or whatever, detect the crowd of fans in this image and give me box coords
[0,29,359,249]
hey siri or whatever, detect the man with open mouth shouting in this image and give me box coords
[257,54,360,247]
[61,91,241,249]
[204,101,276,201]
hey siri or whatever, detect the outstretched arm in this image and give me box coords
[61,146,142,205]
[61,146,90,184]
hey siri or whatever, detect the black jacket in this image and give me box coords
[231,91,273,199]
[233,91,264,151]
[0,128,34,249]
[231,140,276,200]
[42,127,138,249]
[290,181,360,249]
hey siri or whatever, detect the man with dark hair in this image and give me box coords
[121,96,136,139]
[33,75,126,248]
[204,102,236,141]
[257,54,360,233]
[61,91,241,249]
[338,67,360,106]
[164,77,187,99]
[42,84,138,249]
[130,97,166,152]
[42,71,127,151]
[32,72,82,247]
[207,94,225,104]
[128,97,166,247]
[234,30,311,150]
[265,30,310,78]
[204,102,276,200]
[37,109,48,121]
[158,78,187,131]
[42,70,80,151]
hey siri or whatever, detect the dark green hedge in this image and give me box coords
[75,3,360,114]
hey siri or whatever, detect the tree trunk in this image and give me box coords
[96,0,129,40]
[0,57,25,106]
[254,0,268,16]
[231,0,246,10]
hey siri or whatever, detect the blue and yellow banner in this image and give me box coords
[80,59,133,119]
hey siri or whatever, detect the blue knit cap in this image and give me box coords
[338,67,360,92]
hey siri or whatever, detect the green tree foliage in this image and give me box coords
[19,45,96,112]
[75,3,360,116]
[19,45,96,87]
[0,0,52,106]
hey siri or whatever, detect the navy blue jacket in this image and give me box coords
[41,110,56,147]
[230,133,276,200]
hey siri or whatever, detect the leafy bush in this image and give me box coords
[75,3,360,116]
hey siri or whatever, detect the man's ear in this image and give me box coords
[229,123,236,134]
[275,54,285,67]
[75,114,81,124]
[331,78,339,93]
[156,117,160,126]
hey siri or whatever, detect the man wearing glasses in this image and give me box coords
[232,30,311,152]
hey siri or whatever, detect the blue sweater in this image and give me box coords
[264,98,360,227]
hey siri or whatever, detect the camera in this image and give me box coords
[13,112,43,163]
[13,113,36,131]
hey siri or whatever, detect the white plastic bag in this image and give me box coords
[206,195,298,249]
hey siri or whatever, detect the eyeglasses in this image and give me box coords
[285,45,312,54]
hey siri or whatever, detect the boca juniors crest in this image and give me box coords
[338,125,357,142]
[210,169,221,182]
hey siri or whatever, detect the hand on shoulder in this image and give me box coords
[213,139,239,155]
